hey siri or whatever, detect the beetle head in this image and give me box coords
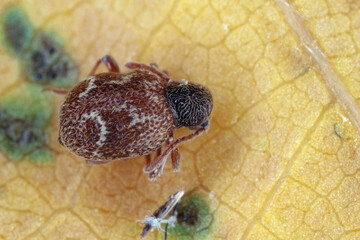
[166,80,213,130]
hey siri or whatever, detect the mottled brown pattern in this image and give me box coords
[59,69,175,162]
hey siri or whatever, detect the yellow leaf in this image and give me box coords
[0,0,360,239]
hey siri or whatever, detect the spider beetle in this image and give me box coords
[56,55,213,180]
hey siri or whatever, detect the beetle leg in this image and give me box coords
[89,55,120,76]
[157,147,162,157]
[144,124,209,180]
[163,70,169,76]
[86,159,109,165]
[125,62,171,84]
[145,154,151,165]
[171,148,180,172]
[166,133,180,171]
[145,146,161,166]
[144,146,160,166]
[43,87,69,95]
[150,63,159,69]
[149,63,170,77]
[145,148,163,179]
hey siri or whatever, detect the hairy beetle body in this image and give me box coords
[59,70,175,162]
[56,55,213,180]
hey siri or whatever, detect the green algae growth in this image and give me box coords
[1,6,33,55]
[1,6,77,88]
[24,32,77,88]
[169,192,212,240]
[0,84,54,163]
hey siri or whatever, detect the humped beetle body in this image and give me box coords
[58,55,213,180]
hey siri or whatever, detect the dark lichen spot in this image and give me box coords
[177,201,199,226]
[0,84,53,163]
[1,6,34,55]
[24,32,77,88]
[1,7,77,88]
[169,192,212,240]
[0,111,45,150]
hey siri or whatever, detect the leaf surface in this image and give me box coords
[0,0,360,239]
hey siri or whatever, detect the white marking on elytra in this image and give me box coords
[112,94,169,150]
[79,76,97,98]
[82,110,108,147]
[114,102,152,129]
[105,74,132,85]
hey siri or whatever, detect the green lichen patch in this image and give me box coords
[28,147,54,164]
[24,32,77,88]
[1,6,77,88]
[0,6,34,55]
[0,83,54,162]
[169,192,212,240]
